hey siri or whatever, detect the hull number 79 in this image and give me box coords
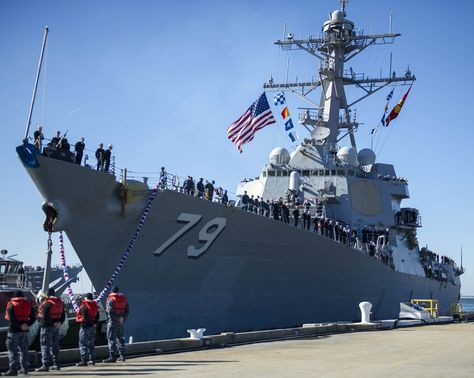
[153,213,226,258]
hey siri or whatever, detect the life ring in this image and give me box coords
[16,143,39,168]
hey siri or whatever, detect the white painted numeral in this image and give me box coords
[187,217,226,258]
[153,213,202,256]
[153,213,226,258]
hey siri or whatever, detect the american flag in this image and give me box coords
[227,92,276,152]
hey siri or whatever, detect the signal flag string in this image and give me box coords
[58,175,166,310]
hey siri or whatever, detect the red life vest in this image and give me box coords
[108,293,127,315]
[38,296,64,321]
[5,297,31,322]
[76,300,99,323]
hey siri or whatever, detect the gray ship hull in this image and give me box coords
[20,154,460,341]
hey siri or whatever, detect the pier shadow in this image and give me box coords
[120,362,234,367]
[231,334,331,347]
[39,359,238,376]
[48,367,184,376]
[140,360,238,363]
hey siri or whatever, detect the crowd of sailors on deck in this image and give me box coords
[157,171,463,281]
[165,174,462,281]
[419,247,462,279]
[176,178,394,267]
[31,126,114,172]
[180,175,229,204]
[237,193,395,267]
[376,174,408,184]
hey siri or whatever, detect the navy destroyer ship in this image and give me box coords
[16,2,463,341]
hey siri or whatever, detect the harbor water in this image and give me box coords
[460,296,474,312]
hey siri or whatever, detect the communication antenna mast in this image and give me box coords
[266,1,415,149]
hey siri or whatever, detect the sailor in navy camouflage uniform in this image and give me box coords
[75,293,100,367]
[4,290,36,376]
[36,288,66,372]
[103,287,130,363]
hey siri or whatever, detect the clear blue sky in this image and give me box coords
[1,0,474,295]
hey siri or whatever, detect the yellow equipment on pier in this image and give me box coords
[411,299,439,318]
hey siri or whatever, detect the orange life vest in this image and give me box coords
[38,296,64,321]
[5,297,31,322]
[76,300,99,323]
[108,293,127,315]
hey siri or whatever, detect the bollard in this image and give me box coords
[187,328,206,340]
[359,301,372,323]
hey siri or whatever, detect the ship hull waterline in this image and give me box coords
[21,153,460,341]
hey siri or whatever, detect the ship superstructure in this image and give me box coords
[236,2,449,280]
[16,2,463,342]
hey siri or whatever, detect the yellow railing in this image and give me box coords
[411,299,439,318]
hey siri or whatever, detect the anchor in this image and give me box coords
[42,203,58,233]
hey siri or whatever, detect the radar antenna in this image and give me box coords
[264,3,415,149]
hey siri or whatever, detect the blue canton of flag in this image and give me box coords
[274,92,286,106]
[252,93,272,118]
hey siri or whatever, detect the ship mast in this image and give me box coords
[264,1,415,150]
[24,26,49,143]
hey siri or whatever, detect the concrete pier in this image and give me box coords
[29,322,474,377]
